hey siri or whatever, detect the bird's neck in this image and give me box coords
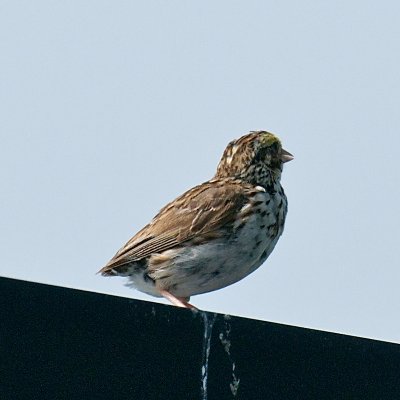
[214,162,282,190]
[241,164,282,189]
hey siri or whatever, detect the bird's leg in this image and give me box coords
[159,289,197,310]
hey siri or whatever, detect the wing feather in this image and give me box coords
[99,179,249,274]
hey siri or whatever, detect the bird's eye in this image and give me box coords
[270,142,279,153]
[255,147,268,161]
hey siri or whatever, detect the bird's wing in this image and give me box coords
[99,179,249,274]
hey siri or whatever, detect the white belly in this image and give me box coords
[126,190,287,298]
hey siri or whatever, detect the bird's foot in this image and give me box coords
[159,290,198,310]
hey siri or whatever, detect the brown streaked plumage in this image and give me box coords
[99,131,293,308]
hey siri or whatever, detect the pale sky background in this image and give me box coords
[1,1,399,343]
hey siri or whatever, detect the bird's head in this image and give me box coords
[215,131,293,186]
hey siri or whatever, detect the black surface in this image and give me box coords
[1,277,399,400]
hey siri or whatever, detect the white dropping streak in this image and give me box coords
[200,312,217,400]
[219,315,240,397]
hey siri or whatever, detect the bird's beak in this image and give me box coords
[281,148,294,163]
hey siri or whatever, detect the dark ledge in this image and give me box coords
[1,277,399,400]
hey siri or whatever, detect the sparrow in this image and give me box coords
[99,131,293,308]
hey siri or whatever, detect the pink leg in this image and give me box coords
[159,289,197,310]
